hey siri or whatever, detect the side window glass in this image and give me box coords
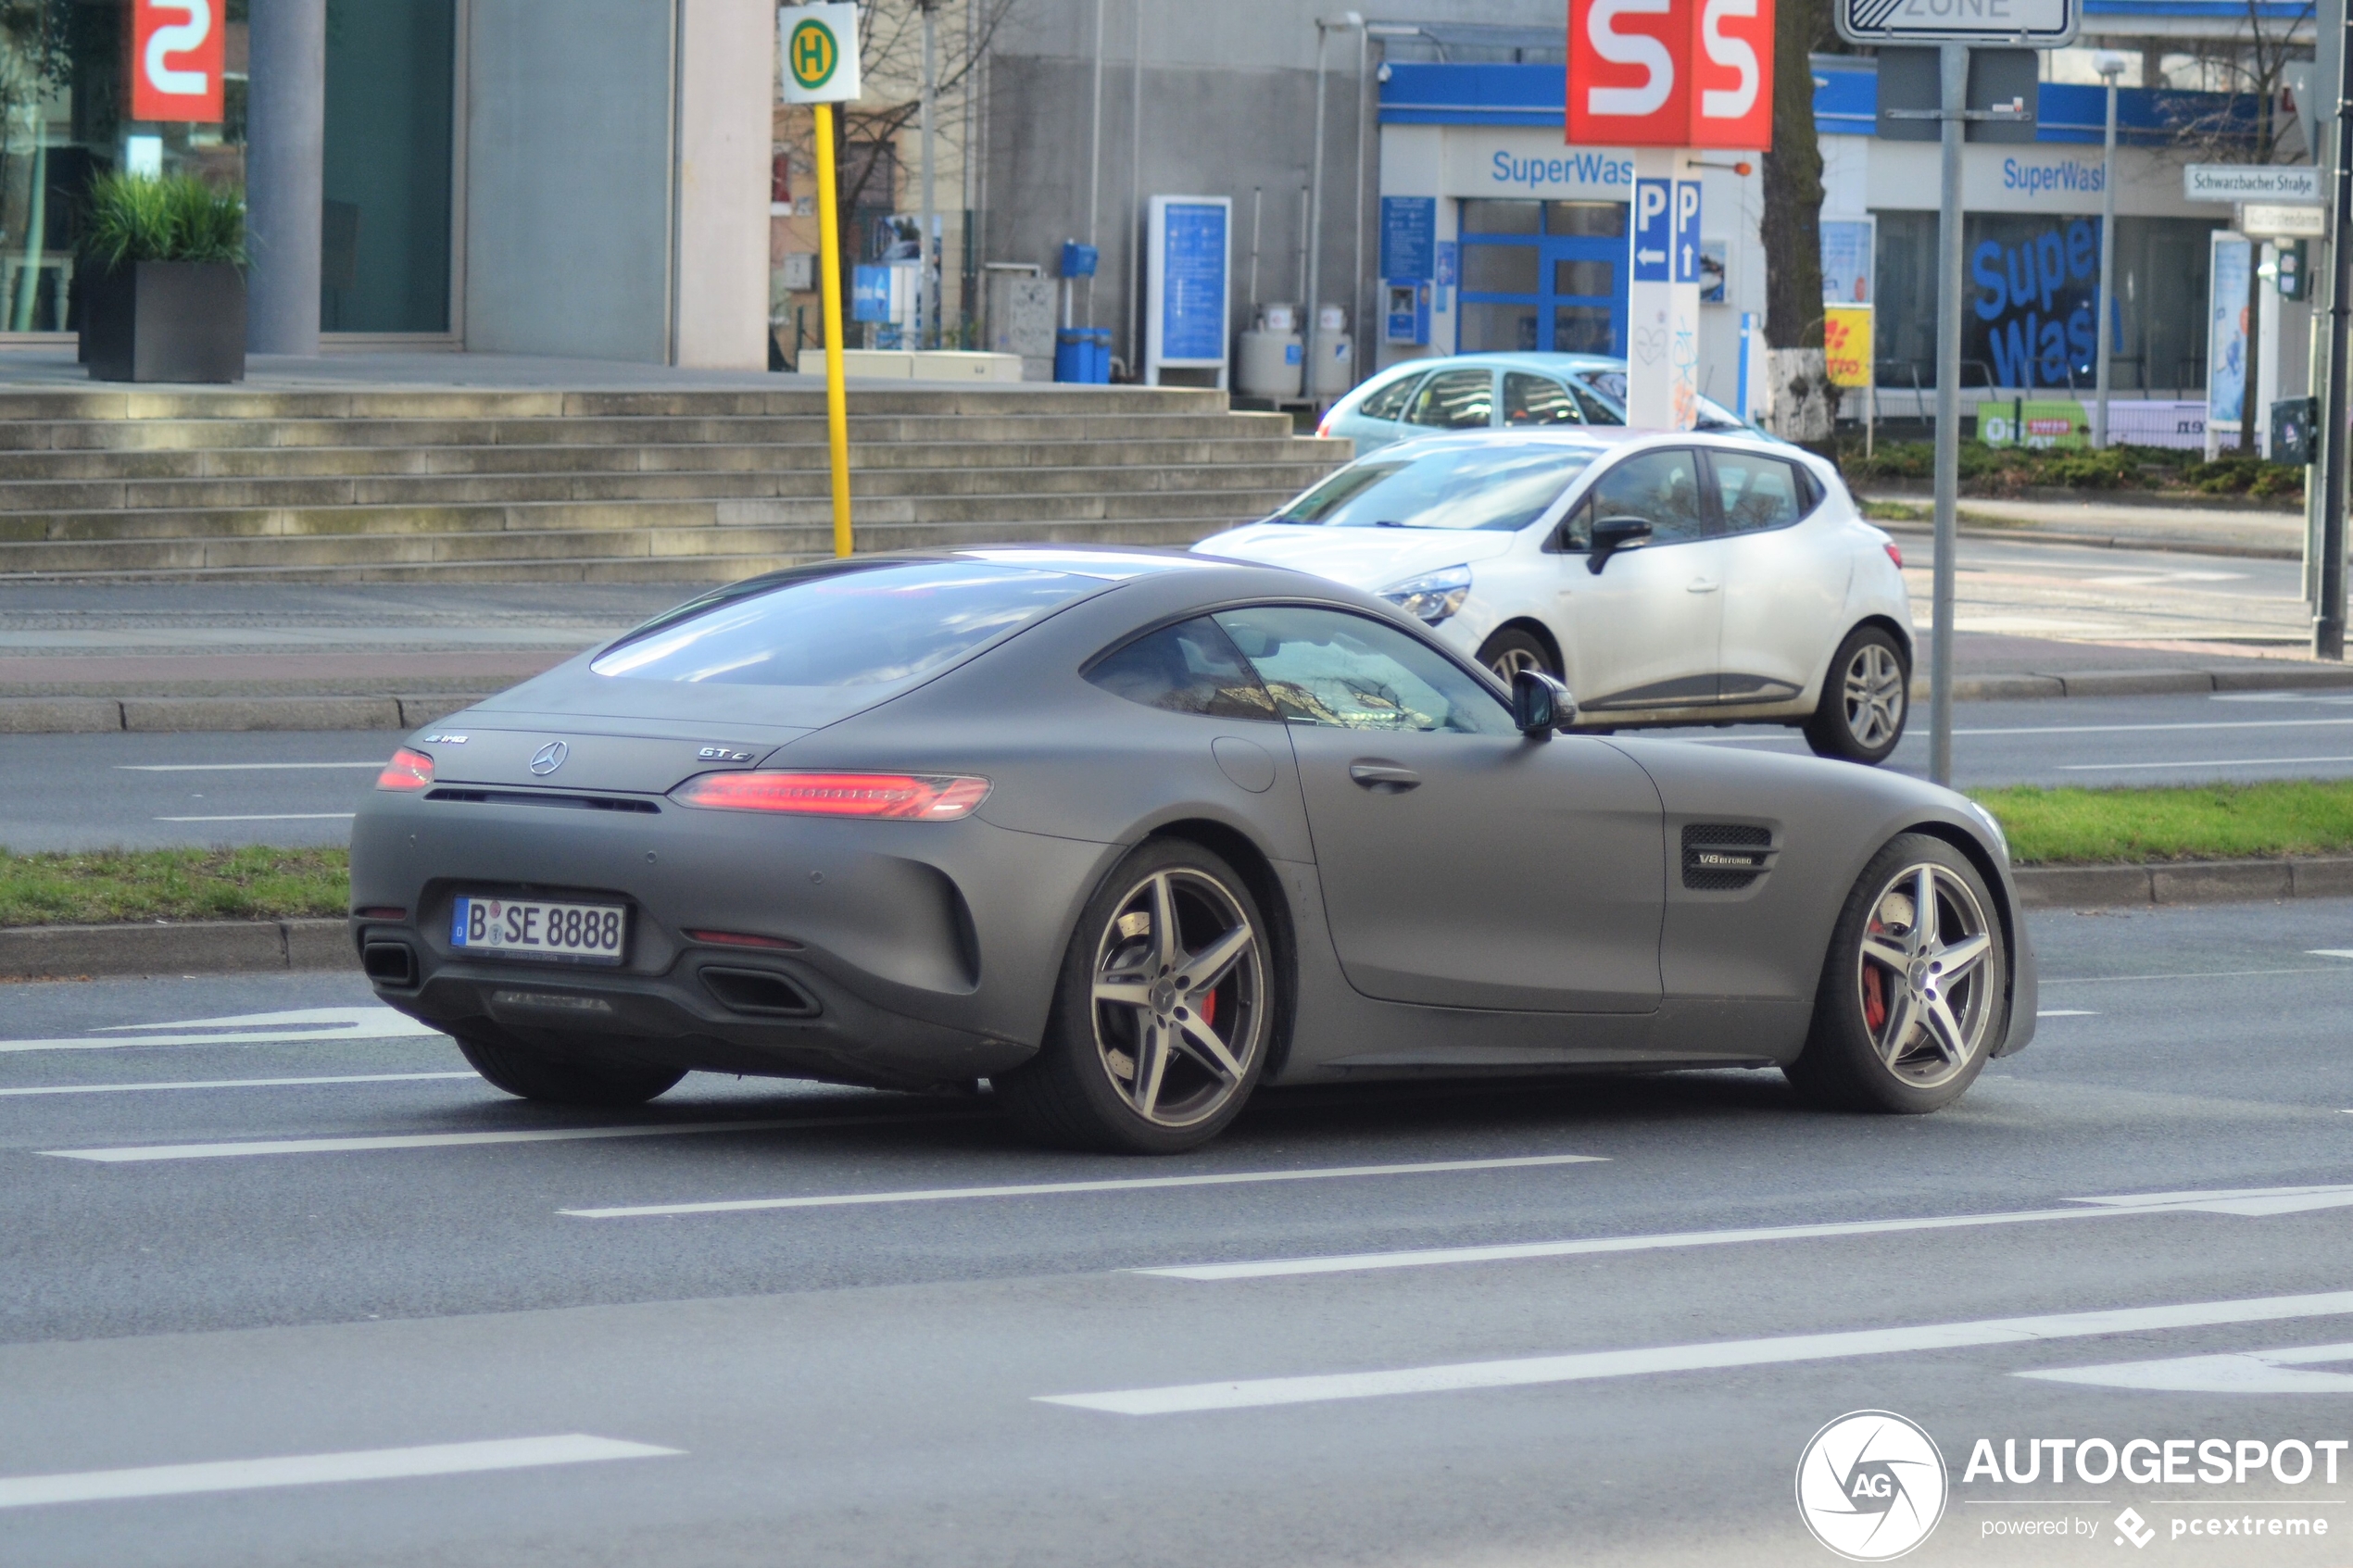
[1407,369,1495,430]
[1586,450,1713,545]
[1503,373,1582,427]
[1086,617,1277,722]
[1554,494,1593,552]
[1710,454,1803,534]
[1214,605,1516,736]
[1568,379,1623,425]
[1358,373,1420,423]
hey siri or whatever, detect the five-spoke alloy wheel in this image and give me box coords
[1786,833,2007,1112]
[1475,626,1557,685]
[995,839,1276,1152]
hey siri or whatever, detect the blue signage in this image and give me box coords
[1968,218,2106,389]
[1632,179,1671,283]
[1380,196,1436,283]
[1159,202,1227,363]
[852,265,891,323]
[1673,181,1702,285]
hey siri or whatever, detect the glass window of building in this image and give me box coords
[1457,196,1627,358]
[321,0,454,332]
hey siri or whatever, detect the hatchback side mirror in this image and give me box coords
[1588,515,1654,574]
[1512,670,1576,739]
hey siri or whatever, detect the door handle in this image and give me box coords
[1686,577,1720,594]
[1348,760,1421,791]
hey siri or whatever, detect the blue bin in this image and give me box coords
[1055,327,1113,384]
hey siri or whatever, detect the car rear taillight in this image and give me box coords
[376,748,434,791]
[670,771,991,821]
[1884,542,1905,569]
[1315,414,1335,438]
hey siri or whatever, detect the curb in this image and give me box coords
[0,919,354,980]
[0,694,486,734]
[1924,665,2353,702]
[2015,855,2353,909]
[1877,517,2299,562]
[1861,480,2303,515]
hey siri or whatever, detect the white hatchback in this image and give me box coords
[1193,429,1917,763]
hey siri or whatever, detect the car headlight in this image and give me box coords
[1961,797,2010,864]
[1381,564,1473,624]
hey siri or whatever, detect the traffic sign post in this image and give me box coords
[1839,0,2073,785]
[781,5,863,559]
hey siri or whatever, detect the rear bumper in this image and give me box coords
[348,787,1114,1090]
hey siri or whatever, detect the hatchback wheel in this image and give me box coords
[1784,834,2007,1113]
[1805,625,1908,764]
[457,1035,686,1106]
[994,839,1274,1153]
[1476,626,1557,684]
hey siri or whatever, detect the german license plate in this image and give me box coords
[450,896,626,964]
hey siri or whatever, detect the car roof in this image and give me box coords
[1367,352,1623,381]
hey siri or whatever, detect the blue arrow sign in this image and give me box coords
[1633,180,1670,283]
[1673,181,1703,285]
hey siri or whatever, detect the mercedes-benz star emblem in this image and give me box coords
[528,741,569,776]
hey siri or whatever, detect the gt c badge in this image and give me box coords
[528,742,570,776]
[698,746,755,762]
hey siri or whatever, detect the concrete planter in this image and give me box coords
[80,261,247,383]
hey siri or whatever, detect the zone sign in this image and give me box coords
[1568,0,1775,150]
[128,0,224,124]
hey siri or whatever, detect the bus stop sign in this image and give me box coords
[1836,0,2076,48]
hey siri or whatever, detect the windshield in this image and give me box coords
[590,560,1096,687]
[1270,445,1595,532]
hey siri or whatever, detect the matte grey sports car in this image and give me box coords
[349,546,2035,1153]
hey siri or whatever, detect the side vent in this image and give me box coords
[1681,823,1776,892]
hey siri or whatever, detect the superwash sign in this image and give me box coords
[1567,0,1775,149]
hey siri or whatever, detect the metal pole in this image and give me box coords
[1086,0,1105,328]
[1353,19,1368,388]
[920,1,937,350]
[1127,0,1143,378]
[1249,187,1263,309]
[1930,42,1967,784]
[813,103,854,558]
[2094,66,2120,447]
[1306,24,1330,405]
[2319,2,2353,659]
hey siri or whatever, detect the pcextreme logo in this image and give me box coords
[1796,1411,1949,1561]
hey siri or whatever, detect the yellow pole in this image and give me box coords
[813,102,853,558]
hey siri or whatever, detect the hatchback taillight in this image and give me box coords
[1884,542,1905,570]
[670,771,990,821]
[377,748,434,792]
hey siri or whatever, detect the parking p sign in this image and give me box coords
[780,4,862,105]
[1633,180,1672,282]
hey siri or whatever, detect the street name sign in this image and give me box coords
[2184,164,2321,203]
[780,3,862,105]
[1837,0,2076,49]
[2240,203,2328,239]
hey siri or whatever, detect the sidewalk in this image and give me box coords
[1862,489,2306,559]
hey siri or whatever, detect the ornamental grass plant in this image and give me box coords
[78,170,245,269]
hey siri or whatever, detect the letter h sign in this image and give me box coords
[1568,0,1774,149]
[128,0,223,124]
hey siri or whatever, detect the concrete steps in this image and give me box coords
[0,385,1349,583]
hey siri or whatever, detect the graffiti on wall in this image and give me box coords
[1969,218,2103,390]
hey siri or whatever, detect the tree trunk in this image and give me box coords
[1759,0,1832,443]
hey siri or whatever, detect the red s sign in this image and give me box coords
[129,0,224,124]
[1568,0,1773,150]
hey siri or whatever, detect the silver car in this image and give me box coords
[1322,350,1775,452]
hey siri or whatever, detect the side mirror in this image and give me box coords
[1512,669,1577,739]
[1588,515,1654,574]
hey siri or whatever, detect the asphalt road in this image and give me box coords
[5,898,2353,1565]
[12,688,2353,852]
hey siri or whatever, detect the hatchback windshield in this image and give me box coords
[590,560,1096,686]
[1271,445,1596,532]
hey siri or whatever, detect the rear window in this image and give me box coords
[1270,445,1596,533]
[589,560,1095,687]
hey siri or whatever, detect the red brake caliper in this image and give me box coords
[1199,988,1216,1027]
[1862,921,1888,1031]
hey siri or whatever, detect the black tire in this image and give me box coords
[1805,624,1909,765]
[1475,625,1558,684]
[993,838,1277,1154]
[1783,834,2008,1114]
[456,1035,686,1107]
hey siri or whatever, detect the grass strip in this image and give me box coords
[1973,781,2353,866]
[0,847,349,927]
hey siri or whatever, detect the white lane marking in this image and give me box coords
[1955,718,2353,737]
[2036,1010,2098,1017]
[0,1435,679,1511]
[117,762,384,772]
[0,1007,444,1054]
[0,1073,478,1098]
[1135,1184,2353,1283]
[2042,968,2336,985]
[2309,950,2353,960]
[41,1110,985,1162]
[560,1153,1609,1220]
[2020,1341,2353,1394]
[1036,1290,2353,1416]
[153,812,356,822]
[2059,755,2353,771]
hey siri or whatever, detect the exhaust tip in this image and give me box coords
[361,941,417,987]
